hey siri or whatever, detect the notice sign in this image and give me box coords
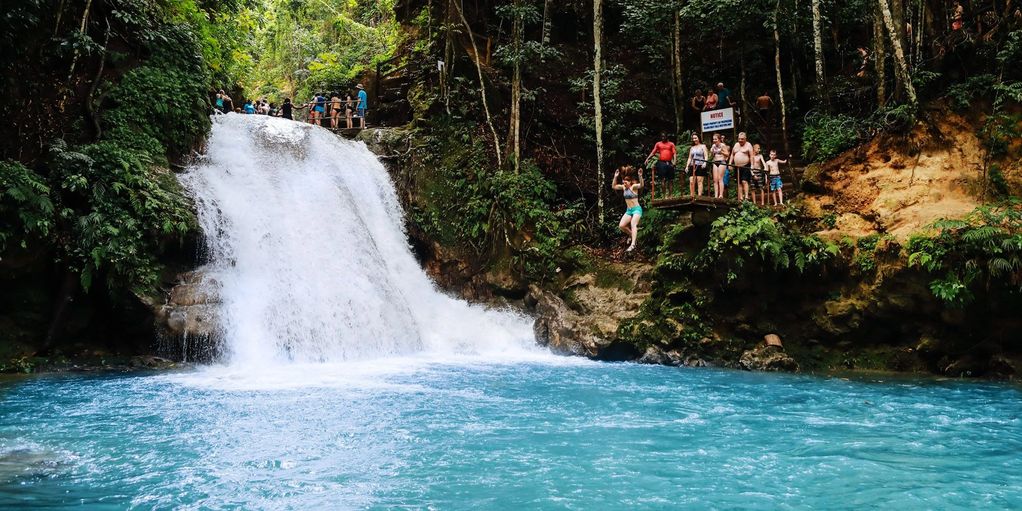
[701,108,735,133]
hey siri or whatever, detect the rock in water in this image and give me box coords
[764,334,783,347]
[739,344,799,372]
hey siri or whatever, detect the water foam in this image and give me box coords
[178,115,540,367]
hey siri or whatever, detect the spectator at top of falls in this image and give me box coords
[356,84,368,128]
[243,100,255,114]
[281,98,293,120]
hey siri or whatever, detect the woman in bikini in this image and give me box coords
[612,166,644,252]
[685,133,709,197]
[345,93,354,129]
[710,134,728,198]
[330,92,342,129]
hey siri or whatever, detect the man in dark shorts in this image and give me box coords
[647,132,677,198]
[281,98,294,120]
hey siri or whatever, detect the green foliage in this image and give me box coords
[688,203,838,285]
[946,74,997,111]
[979,113,1022,159]
[241,0,399,101]
[0,161,54,251]
[801,112,862,162]
[907,202,1022,306]
[412,119,578,280]
[49,141,196,293]
[570,65,647,160]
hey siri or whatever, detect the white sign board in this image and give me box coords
[700,107,735,133]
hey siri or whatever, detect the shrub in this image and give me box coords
[907,202,1022,306]
[688,202,839,285]
[801,112,862,162]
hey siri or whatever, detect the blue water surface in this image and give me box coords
[0,360,1019,510]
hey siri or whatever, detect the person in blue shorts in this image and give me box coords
[766,150,789,206]
[612,166,644,252]
[356,84,368,128]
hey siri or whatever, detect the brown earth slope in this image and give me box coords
[804,109,992,239]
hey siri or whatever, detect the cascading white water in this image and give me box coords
[178,114,537,366]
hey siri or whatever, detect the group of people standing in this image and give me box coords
[305,84,369,129]
[212,83,369,129]
[614,132,790,251]
[645,132,788,205]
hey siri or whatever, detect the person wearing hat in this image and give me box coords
[356,84,368,128]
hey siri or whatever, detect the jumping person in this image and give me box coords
[710,133,727,198]
[356,84,368,128]
[647,133,677,197]
[766,150,789,205]
[685,133,709,197]
[729,132,755,201]
[751,144,767,205]
[612,166,644,252]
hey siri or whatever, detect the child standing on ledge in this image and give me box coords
[765,150,788,206]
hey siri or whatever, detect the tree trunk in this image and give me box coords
[66,0,94,83]
[878,0,917,105]
[594,0,605,224]
[775,0,790,155]
[542,0,552,46]
[509,0,523,173]
[874,4,887,106]
[454,0,503,167]
[740,51,747,130]
[671,9,684,136]
[811,0,826,97]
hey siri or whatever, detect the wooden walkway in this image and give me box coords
[650,195,735,210]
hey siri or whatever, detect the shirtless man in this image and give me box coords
[729,132,755,201]
[756,92,773,122]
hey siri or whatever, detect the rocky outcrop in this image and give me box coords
[153,270,219,339]
[739,344,800,372]
[529,261,653,360]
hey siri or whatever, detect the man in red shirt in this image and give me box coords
[647,132,678,197]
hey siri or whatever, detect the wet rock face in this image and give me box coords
[739,344,800,372]
[529,262,652,360]
[531,285,612,358]
[154,270,220,339]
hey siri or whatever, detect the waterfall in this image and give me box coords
[178,115,536,366]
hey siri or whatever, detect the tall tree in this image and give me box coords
[811,0,826,97]
[873,3,887,106]
[594,0,605,224]
[878,0,917,105]
[774,0,790,154]
[671,9,684,136]
[508,0,524,173]
[454,0,503,167]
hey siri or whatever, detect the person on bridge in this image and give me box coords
[685,133,709,197]
[751,144,767,205]
[281,98,294,120]
[356,84,368,128]
[710,133,728,199]
[612,167,644,253]
[345,93,354,129]
[766,150,789,206]
[729,132,754,201]
[646,133,677,198]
